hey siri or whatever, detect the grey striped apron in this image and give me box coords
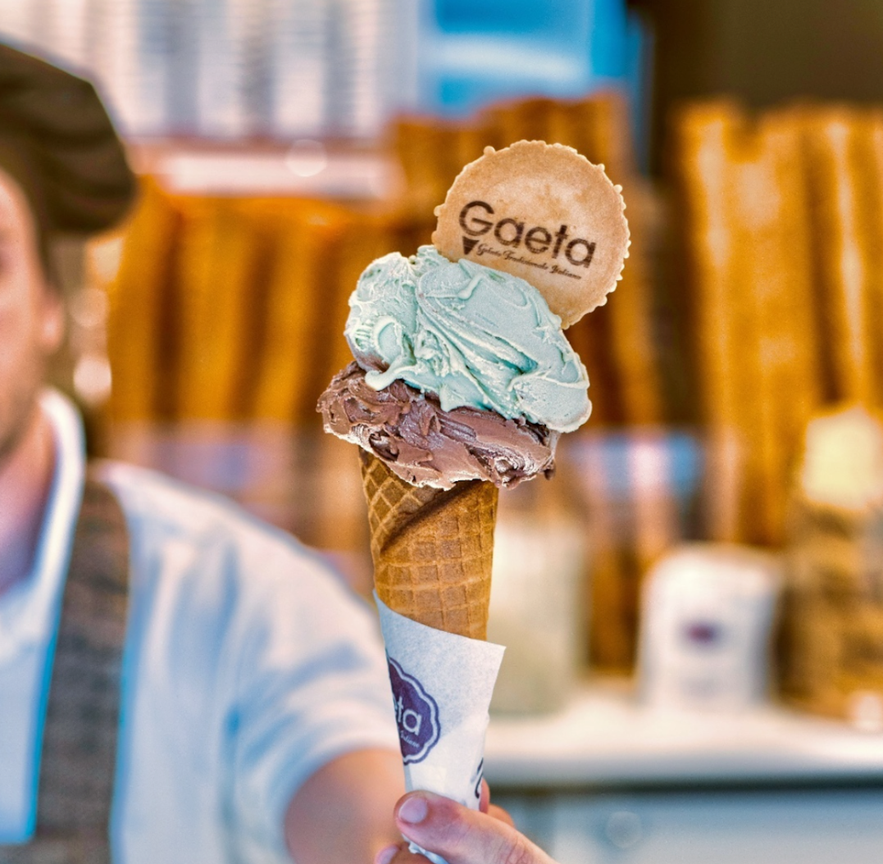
[0,478,129,864]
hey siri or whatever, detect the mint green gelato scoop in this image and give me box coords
[345,245,591,433]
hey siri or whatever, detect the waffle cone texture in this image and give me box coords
[360,449,498,639]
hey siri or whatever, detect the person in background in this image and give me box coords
[0,42,403,864]
[0,42,565,864]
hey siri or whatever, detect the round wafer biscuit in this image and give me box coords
[432,140,629,327]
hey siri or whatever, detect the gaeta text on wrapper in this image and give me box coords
[459,200,596,274]
[387,657,441,764]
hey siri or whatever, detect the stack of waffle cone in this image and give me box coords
[360,450,498,640]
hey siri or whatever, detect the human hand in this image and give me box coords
[373,784,558,864]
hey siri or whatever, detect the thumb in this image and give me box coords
[395,791,557,864]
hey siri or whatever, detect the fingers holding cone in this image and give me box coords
[374,790,556,864]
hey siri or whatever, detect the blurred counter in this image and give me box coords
[484,680,883,864]
[485,678,883,789]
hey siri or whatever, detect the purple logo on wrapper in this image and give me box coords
[387,656,441,764]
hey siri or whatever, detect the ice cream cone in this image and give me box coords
[360,449,498,639]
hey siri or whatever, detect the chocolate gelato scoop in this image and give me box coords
[318,362,558,490]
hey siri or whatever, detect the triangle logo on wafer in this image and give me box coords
[432,140,630,328]
[462,236,479,255]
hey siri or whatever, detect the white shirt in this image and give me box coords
[0,391,398,863]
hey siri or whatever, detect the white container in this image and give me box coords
[639,543,782,711]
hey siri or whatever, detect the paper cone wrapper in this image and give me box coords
[376,593,505,864]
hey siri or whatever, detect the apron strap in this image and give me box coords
[0,476,130,864]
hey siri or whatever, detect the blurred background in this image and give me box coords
[8,1,883,861]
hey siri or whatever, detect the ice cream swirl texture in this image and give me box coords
[345,246,591,434]
[319,362,558,490]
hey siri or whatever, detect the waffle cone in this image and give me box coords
[360,449,498,639]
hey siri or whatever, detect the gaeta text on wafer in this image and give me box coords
[458,199,597,273]
[433,139,630,328]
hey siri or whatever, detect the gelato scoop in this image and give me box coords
[319,361,558,489]
[345,245,591,433]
